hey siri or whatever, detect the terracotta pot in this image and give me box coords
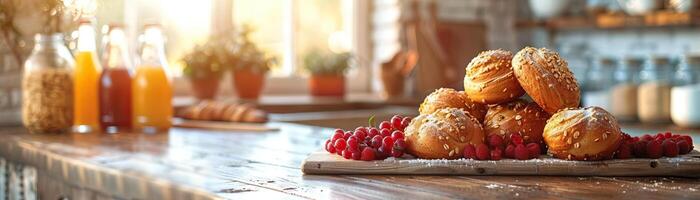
[309,74,345,97]
[190,78,221,100]
[232,69,265,99]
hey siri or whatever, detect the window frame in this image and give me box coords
[241,0,373,95]
[124,0,373,96]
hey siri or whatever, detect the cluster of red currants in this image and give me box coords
[616,132,694,159]
[324,115,412,161]
[464,133,542,160]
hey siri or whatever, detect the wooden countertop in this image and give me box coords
[0,123,699,199]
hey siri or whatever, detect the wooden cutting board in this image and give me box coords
[302,151,700,177]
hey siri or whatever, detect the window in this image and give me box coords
[233,0,356,76]
[92,0,371,94]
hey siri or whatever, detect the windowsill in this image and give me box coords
[173,93,421,113]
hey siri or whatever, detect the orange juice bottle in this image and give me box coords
[73,20,101,132]
[133,24,172,132]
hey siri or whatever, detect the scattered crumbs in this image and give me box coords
[219,188,256,193]
[596,181,600,185]
[486,184,502,189]
[689,188,698,192]
[515,193,520,197]
[622,191,627,194]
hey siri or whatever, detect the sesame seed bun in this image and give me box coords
[484,99,550,146]
[543,107,623,161]
[512,47,580,114]
[464,50,525,104]
[419,88,488,122]
[404,108,485,159]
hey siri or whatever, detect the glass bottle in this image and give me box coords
[671,54,700,127]
[637,56,673,123]
[73,20,102,132]
[582,57,615,110]
[99,25,133,133]
[610,57,642,122]
[133,24,172,132]
[22,33,75,133]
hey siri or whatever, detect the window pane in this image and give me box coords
[93,0,211,76]
[297,0,354,75]
[159,0,212,76]
[232,0,285,76]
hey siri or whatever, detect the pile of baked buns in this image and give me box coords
[405,47,624,161]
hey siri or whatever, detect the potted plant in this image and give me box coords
[303,49,351,97]
[182,44,224,99]
[226,26,275,100]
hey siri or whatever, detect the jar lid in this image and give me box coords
[622,57,644,67]
[683,54,700,65]
[647,55,671,66]
[597,57,616,67]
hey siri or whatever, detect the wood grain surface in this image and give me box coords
[302,151,700,177]
[0,123,698,199]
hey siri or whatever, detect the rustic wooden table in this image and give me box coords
[0,122,699,200]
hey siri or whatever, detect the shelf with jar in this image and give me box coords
[518,0,700,31]
[516,10,700,30]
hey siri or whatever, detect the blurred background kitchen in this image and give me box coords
[1,0,700,131]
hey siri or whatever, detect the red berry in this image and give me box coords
[380,128,391,137]
[514,144,529,160]
[664,132,673,139]
[379,121,392,130]
[393,138,407,152]
[641,134,653,141]
[526,143,541,158]
[355,126,368,134]
[646,140,663,159]
[615,143,633,159]
[342,149,352,159]
[400,117,411,130]
[324,139,332,152]
[490,149,503,160]
[504,144,516,158]
[353,130,367,141]
[476,144,490,160]
[631,136,640,143]
[654,133,665,141]
[681,135,693,145]
[633,140,648,157]
[367,128,380,138]
[391,151,404,158]
[331,130,344,142]
[391,115,403,130]
[678,140,691,154]
[391,130,405,141]
[488,135,504,149]
[510,133,524,145]
[382,137,394,150]
[352,151,361,160]
[663,139,679,157]
[327,142,336,153]
[463,144,477,159]
[371,135,383,148]
[347,137,359,152]
[334,138,346,151]
[344,131,353,139]
[361,148,376,161]
[377,146,390,159]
